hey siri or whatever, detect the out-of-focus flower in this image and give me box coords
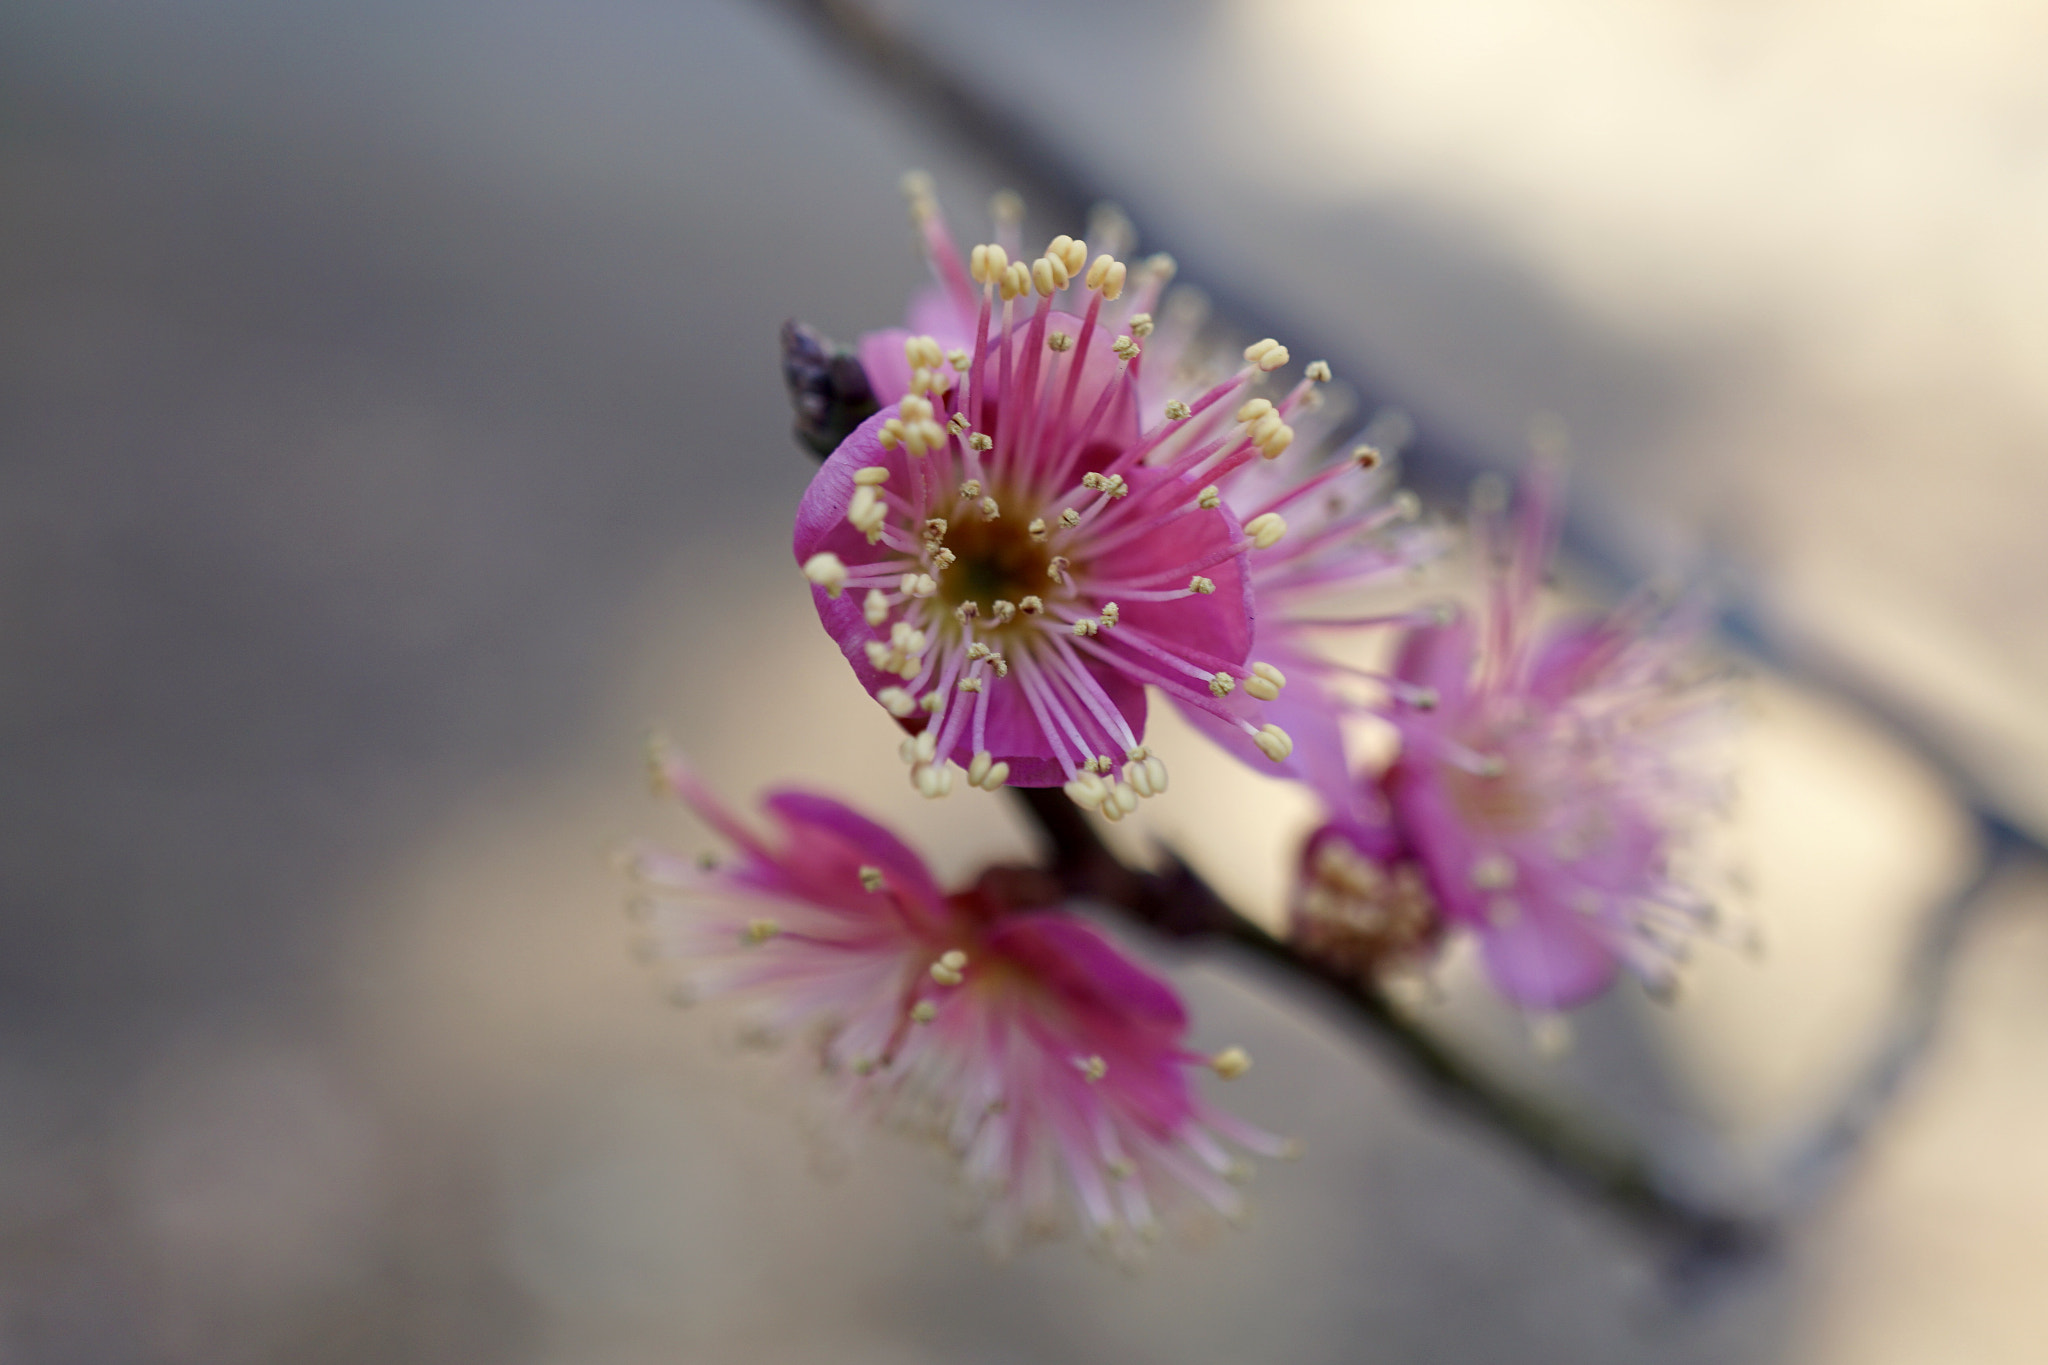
[1360,462,1726,1009]
[1291,812,1442,981]
[629,747,1286,1253]
[792,176,1426,812]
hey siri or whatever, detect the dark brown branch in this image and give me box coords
[1012,786,1772,1266]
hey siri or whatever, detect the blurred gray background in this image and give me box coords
[2,1,2043,1361]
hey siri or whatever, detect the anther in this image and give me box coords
[1027,517,1048,541]
[1112,335,1140,362]
[1164,399,1190,421]
[1130,312,1155,338]
[1063,772,1108,809]
[958,479,983,499]
[1000,261,1030,301]
[1245,511,1288,549]
[969,432,993,451]
[854,466,890,485]
[979,760,1009,789]
[1019,595,1043,615]
[1031,257,1062,296]
[742,918,781,945]
[1075,1055,1108,1083]
[930,547,956,569]
[947,347,970,372]
[1253,723,1294,762]
[957,676,983,692]
[923,517,948,545]
[1244,338,1290,371]
[801,552,848,598]
[1046,556,1069,583]
[1353,444,1382,469]
[1393,489,1422,520]
[859,866,886,892]
[1236,398,1274,424]
[1197,485,1221,510]
[911,1000,938,1024]
[1209,671,1236,697]
[948,412,970,435]
[1244,660,1286,701]
[920,690,942,712]
[968,751,993,786]
[877,686,916,717]
[1099,602,1120,627]
[1305,360,1332,382]
[955,601,979,623]
[992,599,1017,623]
[1049,234,1087,275]
[1209,1047,1252,1079]
[1058,508,1080,528]
[915,730,938,764]
[1189,575,1216,594]
[1048,331,1073,353]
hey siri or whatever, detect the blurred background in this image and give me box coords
[2,0,2044,1360]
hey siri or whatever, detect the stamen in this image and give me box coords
[1130,312,1156,338]
[1245,512,1288,549]
[859,866,886,892]
[1209,672,1236,698]
[801,552,848,598]
[1243,660,1287,701]
[1243,338,1291,372]
[1209,1047,1252,1079]
[1253,724,1294,762]
[1197,486,1221,510]
[1189,576,1216,594]
[1164,399,1190,421]
[1305,360,1333,382]
[1048,331,1073,353]
[854,466,890,485]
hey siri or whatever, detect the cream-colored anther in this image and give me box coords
[1085,253,1112,290]
[969,432,993,451]
[1209,1047,1252,1079]
[948,412,970,435]
[905,573,937,598]
[1236,398,1274,424]
[978,496,1000,521]
[859,865,886,892]
[973,243,1014,287]
[1163,399,1190,421]
[923,516,948,545]
[1189,575,1216,594]
[1305,360,1333,383]
[1253,723,1294,762]
[847,485,886,537]
[957,676,983,693]
[968,751,993,787]
[863,589,890,627]
[1058,508,1080,529]
[910,1000,937,1024]
[1250,409,1284,443]
[1129,311,1155,337]
[1243,338,1290,371]
[1209,671,1236,697]
[1244,673,1280,702]
[904,335,944,370]
[1143,755,1168,793]
[877,686,916,718]
[854,465,890,485]
[1002,261,1032,300]
[1253,661,1286,690]
[953,600,978,623]
[1145,252,1177,283]
[991,598,1016,623]
[978,760,1009,791]
[1047,331,1073,353]
[913,728,937,765]
[1046,556,1070,583]
[742,918,781,945]
[929,957,963,987]
[912,761,953,799]
[801,552,848,598]
[1111,783,1139,816]
[1353,444,1383,469]
[1046,234,1087,276]
[1071,618,1098,637]
[1031,257,1061,296]
[1063,772,1108,810]
[1075,1055,1108,1083]
[920,690,942,712]
[1245,511,1288,549]
[1019,595,1044,615]
[958,479,983,499]
[1111,335,1139,362]
[1123,759,1152,798]
[1101,259,1126,299]
[947,347,970,372]
[1099,601,1120,627]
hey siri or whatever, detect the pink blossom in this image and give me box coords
[794,181,1418,814]
[630,749,1286,1251]
[1368,463,1725,1008]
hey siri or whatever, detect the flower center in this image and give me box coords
[938,505,1063,623]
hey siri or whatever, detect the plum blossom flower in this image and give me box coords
[629,747,1286,1252]
[793,178,1427,815]
[1356,462,1727,1009]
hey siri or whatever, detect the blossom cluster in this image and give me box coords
[631,179,1729,1252]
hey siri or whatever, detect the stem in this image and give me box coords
[1011,786,1772,1266]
